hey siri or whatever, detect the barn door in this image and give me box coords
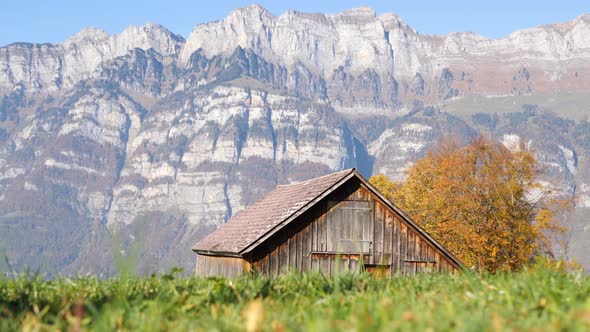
[326,200,372,254]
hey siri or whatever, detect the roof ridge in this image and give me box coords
[277,168,355,188]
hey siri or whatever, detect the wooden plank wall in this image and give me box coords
[249,206,316,276]
[195,254,245,278]
[374,197,456,275]
[326,200,371,252]
[249,178,459,276]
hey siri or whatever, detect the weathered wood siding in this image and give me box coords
[195,254,247,278]
[248,178,459,276]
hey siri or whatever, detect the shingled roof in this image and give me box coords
[192,169,356,255]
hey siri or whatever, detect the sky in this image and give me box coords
[1,0,588,47]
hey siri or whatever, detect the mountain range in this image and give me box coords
[1,5,589,275]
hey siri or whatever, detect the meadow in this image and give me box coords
[1,267,589,331]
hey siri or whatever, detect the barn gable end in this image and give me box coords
[192,169,464,277]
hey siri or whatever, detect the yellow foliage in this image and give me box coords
[370,136,571,272]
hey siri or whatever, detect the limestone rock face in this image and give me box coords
[0,24,183,93]
[1,6,589,274]
[179,6,590,108]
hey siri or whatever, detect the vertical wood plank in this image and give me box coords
[243,259,251,274]
[281,241,289,274]
[370,199,376,265]
[296,232,302,271]
[209,256,213,277]
[271,247,277,276]
[296,229,302,272]
[415,235,421,274]
[258,256,265,275]
[408,231,416,276]
[274,246,283,275]
[312,256,319,273]
[202,255,206,277]
[350,256,358,273]
[339,204,348,252]
[303,225,311,272]
[331,257,336,277]
[408,230,416,260]
[327,201,335,252]
[395,218,403,273]
[434,251,441,273]
[343,256,349,274]
[354,186,361,200]
[394,217,401,274]
[363,200,371,257]
[323,201,329,252]
[289,235,296,270]
[201,256,205,276]
[420,241,427,273]
[312,205,322,273]
[428,245,434,263]
[269,247,276,276]
[427,246,435,273]
[374,202,384,264]
[312,217,318,252]
[413,233,419,260]
[215,257,220,277]
[321,256,330,276]
[216,257,221,277]
[400,223,408,275]
[383,210,393,266]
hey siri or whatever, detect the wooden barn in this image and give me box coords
[192,169,464,277]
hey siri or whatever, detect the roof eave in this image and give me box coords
[193,248,243,258]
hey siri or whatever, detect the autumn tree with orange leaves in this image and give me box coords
[371,136,570,272]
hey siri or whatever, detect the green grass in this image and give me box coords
[1,268,589,331]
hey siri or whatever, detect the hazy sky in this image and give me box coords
[1,0,588,46]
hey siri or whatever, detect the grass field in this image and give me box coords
[442,91,590,122]
[1,268,589,331]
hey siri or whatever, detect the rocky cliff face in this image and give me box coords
[0,5,589,275]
